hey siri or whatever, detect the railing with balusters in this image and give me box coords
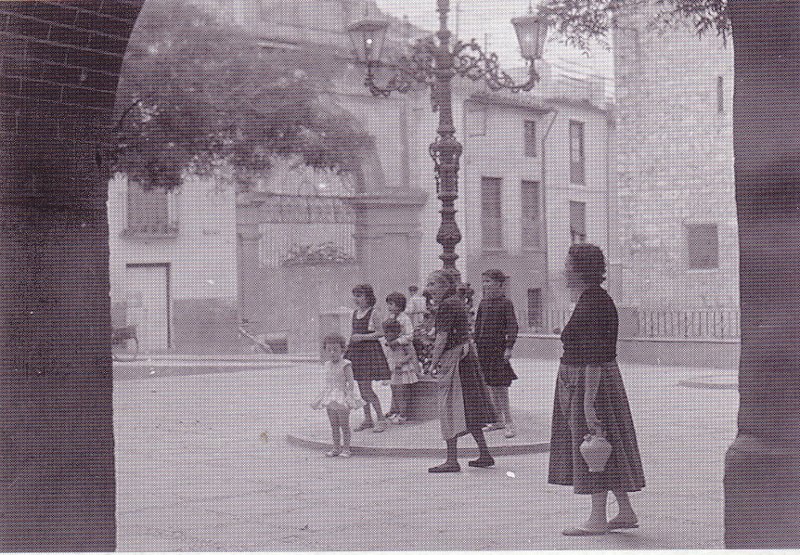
[529,307,741,340]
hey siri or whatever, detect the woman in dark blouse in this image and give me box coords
[548,243,645,536]
[425,270,496,472]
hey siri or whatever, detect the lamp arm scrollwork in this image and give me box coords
[362,38,438,98]
[451,39,540,92]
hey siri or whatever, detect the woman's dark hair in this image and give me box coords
[408,285,418,293]
[386,292,407,311]
[568,243,606,285]
[321,333,347,349]
[429,269,458,299]
[352,284,376,307]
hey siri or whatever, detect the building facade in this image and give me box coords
[445,72,614,333]
[108,172,239,352]
[108,0,615,353]
[613,2,738,310]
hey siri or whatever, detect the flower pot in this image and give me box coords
[580,434,612,473]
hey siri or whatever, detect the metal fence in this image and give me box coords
[532,307,741,340]
[632,308,740,340]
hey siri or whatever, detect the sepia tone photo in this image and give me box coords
[0,0,798,550]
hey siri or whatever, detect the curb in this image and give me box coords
[285,433,550,458]
[677,379,737,390]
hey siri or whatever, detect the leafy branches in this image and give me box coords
[652,0,729,38]
[112,0,365,189]
[282,242,355,266]
[536,0,729,50]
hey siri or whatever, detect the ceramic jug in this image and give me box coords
[580,434,612,473]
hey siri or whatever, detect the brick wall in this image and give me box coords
[0,1,145,550]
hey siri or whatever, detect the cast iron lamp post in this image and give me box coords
[346,0,547,286]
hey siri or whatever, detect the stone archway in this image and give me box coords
[0,2,426,549]
[236,98,427,354]
[0,1,146,550]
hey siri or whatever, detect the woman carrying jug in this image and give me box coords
[548,243,645,536]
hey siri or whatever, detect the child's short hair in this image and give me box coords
[321,333,347,349]
[386,291,407,311]
[482,268,509,283]
[383,319,402,337]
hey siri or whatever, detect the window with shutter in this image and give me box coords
[125,181,176,236]
[521,180,540,249]
[524,120,537,157]
[569,120,585,184]
[687,224,719,269]
[569,200,586,244]
[481,176,503,250]
[527,288,544,329]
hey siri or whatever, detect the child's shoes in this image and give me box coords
[325,449,341,457]
[339,450,352,458]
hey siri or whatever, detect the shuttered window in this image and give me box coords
[569,120,585,184]
[569,200,586,244]
[481,176,503,250]
[687,224,719,269]
[524,120,537,157]
[126,181,173,234]
[521,180,540,248]
[527,288,543,329]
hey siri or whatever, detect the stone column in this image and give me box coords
[0,142,117,551]
[0,2,144,549]
[346,191,428,302]
[725,1,800,547]
[236,223,263,325]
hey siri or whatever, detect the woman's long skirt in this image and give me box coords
[436,342,496,440]
[548,360,645,494]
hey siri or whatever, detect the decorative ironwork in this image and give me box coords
[349,0,544,282]
[452,39,539,92]
[360,36,539,98]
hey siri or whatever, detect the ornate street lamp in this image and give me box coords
[346,0,547,286]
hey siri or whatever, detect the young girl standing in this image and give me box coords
[384,292,416,420]
[311,333,365,457]
[345,284,391,433]
[382,319,420,423]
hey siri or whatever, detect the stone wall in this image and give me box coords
[613,2,738,309]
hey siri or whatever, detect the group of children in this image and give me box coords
[311,271,519,457]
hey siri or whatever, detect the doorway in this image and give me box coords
[125,263,170,352]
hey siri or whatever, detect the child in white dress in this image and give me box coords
[384,292,417,420]
[383,319,420,423]
[311,333,365,457]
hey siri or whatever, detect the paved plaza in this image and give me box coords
[114,356,737,550]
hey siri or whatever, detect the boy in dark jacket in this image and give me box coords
[474,269,519,438]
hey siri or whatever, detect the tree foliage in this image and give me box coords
[112,0,367,189]
[537,0,729,50]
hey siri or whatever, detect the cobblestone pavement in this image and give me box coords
[114,357,738,550]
